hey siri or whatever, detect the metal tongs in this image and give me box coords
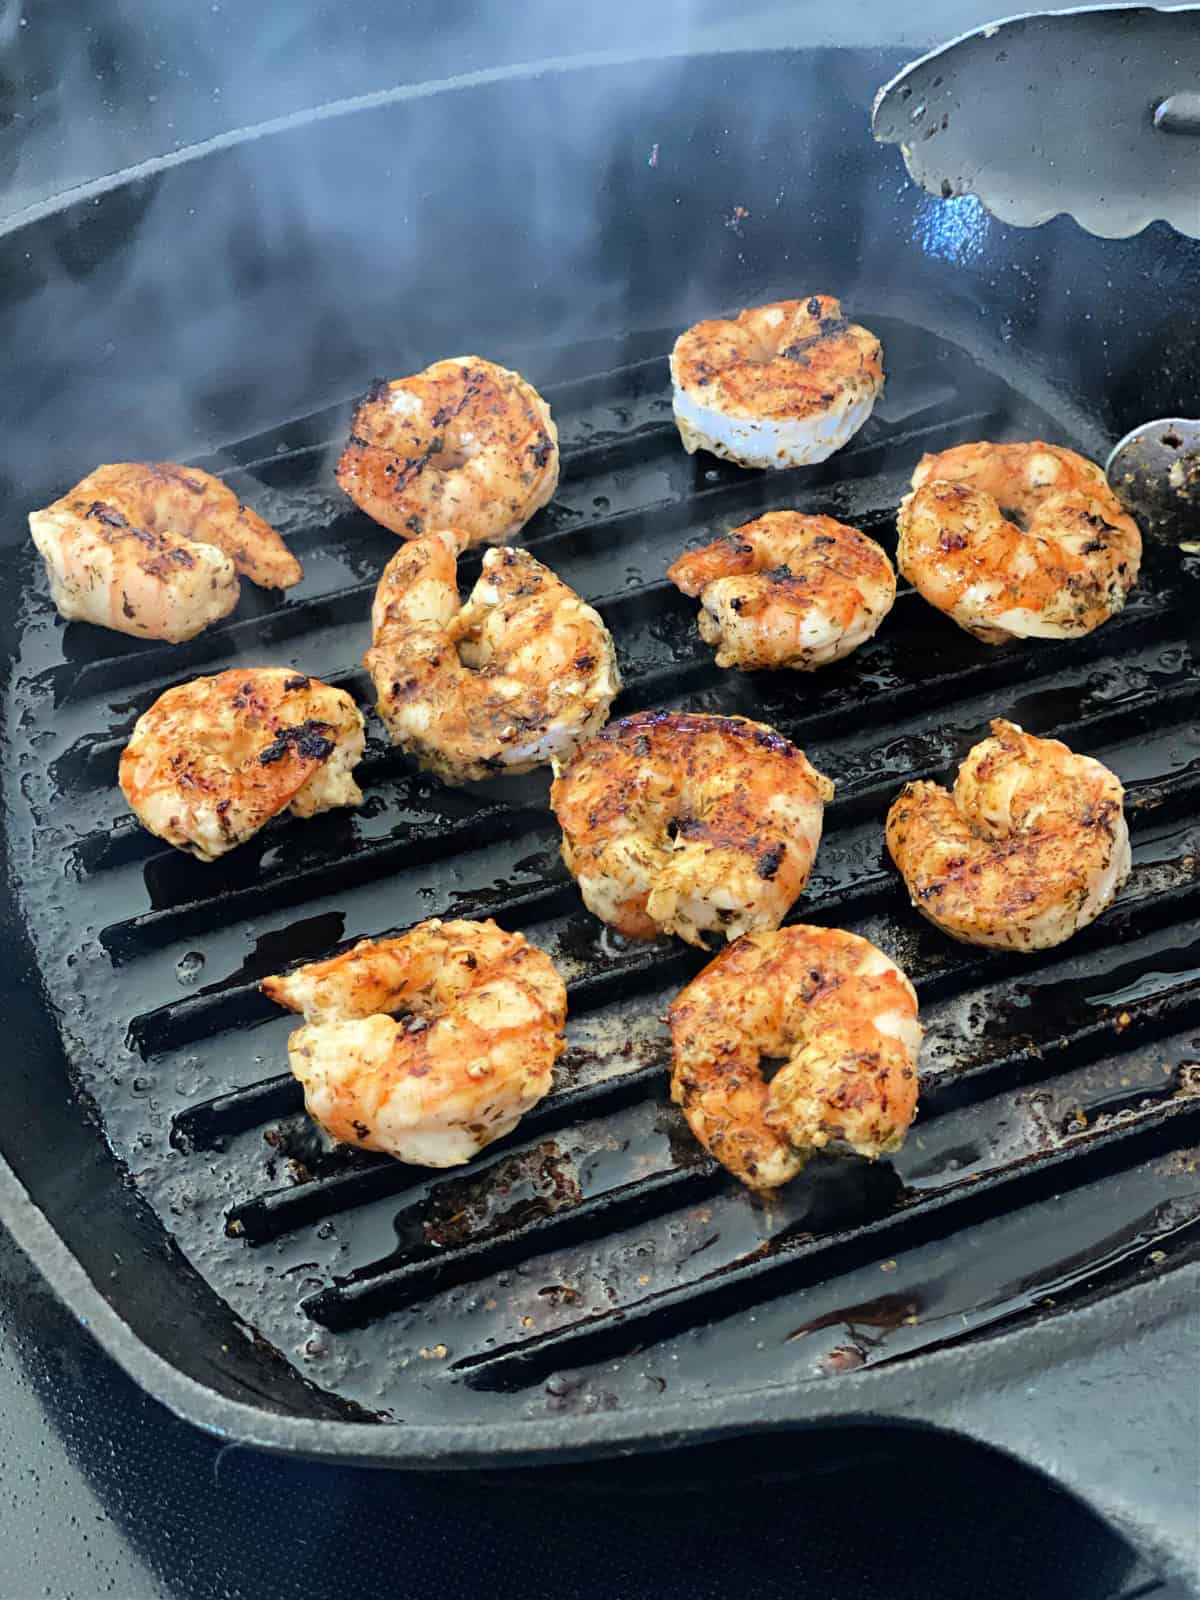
[873,5,1200,542]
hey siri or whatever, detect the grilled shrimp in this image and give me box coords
[29,462,302,643]
[262,919,567,1166]
[886,719,1130,951]
[670,925,922,1189]
[365,527,620,784]
[667,511,896,671]
[896,442,1142,644]
[336,357,559,547]
[119,668,365,861]
[670,296,883,470]
[550,710,834,948]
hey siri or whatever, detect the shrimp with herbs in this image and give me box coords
[29,461,302,643]
[670,925,922,1189]
[119,668,365,860]
[365,527,620,784]
[336,357,559,547]
[670,295,883,470]
[550,710,833,948]
[263,919,567,1167]
[886,719,1130,950]
[667,511,896,671]
[896,441,1141,644]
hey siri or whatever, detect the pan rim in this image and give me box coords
[0,42,892,243]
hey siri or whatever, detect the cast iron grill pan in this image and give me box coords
[6,312,1200,1425]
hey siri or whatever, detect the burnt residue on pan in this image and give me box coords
[5,316,1200,1425]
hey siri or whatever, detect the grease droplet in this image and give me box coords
[176,951,206,984]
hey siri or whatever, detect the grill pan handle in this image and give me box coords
[873,5,1200,239]
[895,1278,1199,1588]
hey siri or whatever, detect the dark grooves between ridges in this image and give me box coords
[46,324,1198,1391]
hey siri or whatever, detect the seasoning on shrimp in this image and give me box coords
[365,528,620,784]
[262,919,567,1167]
[886,719,1130,951]
[670,925,922,1189]
[119,668,365,860]
[667,511,896,671]
[897,441,1142,644]
[550,710,833,948]
[670,295,883,470]
[29,462,302,643]
[336,357,559,547]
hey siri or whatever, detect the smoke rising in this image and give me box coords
[1,0,1048,221]
[0,0,1147,518]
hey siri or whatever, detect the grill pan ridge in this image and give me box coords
[5,305,1200,1433]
